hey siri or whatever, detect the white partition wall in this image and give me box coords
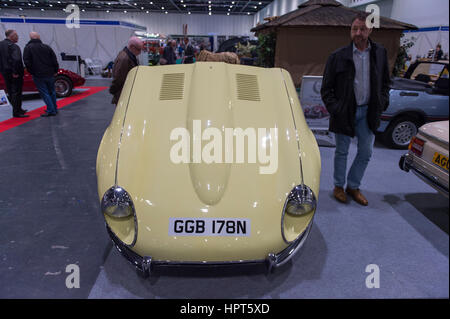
[403,27,449,59]
[0,17,144,73]
[1,9,254,38]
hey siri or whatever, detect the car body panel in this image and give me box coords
[97,63,320,263]
[400,121,449,197]
[378,61,449,148]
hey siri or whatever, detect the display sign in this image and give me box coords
[0,90,10,107]
[298,76,335,147]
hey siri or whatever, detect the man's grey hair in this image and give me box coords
[127,36,143,49]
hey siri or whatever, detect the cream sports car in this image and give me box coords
[400,120,449,197]
[96,62,321,276]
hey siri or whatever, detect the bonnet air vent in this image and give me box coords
[159,73,185,100]
[236,73,261,102]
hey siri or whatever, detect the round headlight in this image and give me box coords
[101,186,135,218]
[284,185,316,216]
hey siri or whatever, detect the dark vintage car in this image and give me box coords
[0,68,85,98]
[379,60,449,149]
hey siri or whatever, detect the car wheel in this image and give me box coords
[383,116,420,149]
[54,76,73,98]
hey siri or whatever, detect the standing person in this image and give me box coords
[434,44,443,61]
[183,38,195,64]
[109,36,143,105]
[162,40,177,65]
[321,13,391,206]
[0,29,28,118]
[23,32,59,117]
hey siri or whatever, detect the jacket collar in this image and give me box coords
[344,38,376,61]
[124,46,139,66]
[28,39,43,44]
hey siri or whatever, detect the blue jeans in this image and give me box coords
[334,105,375,189]
[33,76,58,114]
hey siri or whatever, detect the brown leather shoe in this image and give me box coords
[346,187,368,206]
[333,186,348,203]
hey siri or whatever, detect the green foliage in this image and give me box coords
[256,32,277,68]
[393,33,416,77]
[235,42,257,58]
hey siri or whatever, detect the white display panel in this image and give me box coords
[0,18,139,74]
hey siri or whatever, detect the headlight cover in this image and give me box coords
[284,185,317,216]
[101,186,135,218]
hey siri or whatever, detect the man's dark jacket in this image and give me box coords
[110,47,139,104]
[162,45,177,65]
[23,39,59,78]
[184,44,195,64]
[321,39,391,137]
[0,38,24,75]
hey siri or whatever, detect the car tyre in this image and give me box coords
[54,75,73,98]
[383,116,421,149]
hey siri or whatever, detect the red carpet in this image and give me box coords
[0,86,108,133]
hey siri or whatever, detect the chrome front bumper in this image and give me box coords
[399,153,449,197]
[106,218,314,277]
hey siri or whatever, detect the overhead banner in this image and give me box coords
[298,76,336,147]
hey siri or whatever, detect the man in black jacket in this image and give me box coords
[162,40,177,65]
[0,29,28,118]
[23,32,59,117]
[183,38,195,64]
[321,13,391,206]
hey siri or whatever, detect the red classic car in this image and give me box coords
[0,69,85,98]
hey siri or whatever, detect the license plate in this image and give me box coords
[432,152,449,171]
[169,218,250,237]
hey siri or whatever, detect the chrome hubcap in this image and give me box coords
[392,121,417,146]
[55,80,69,96]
